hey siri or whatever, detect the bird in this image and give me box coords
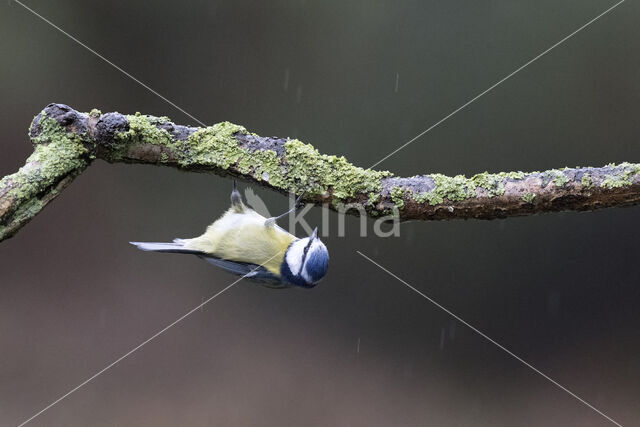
[130,181,329,288]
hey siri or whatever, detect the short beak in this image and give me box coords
[311,227,318,239]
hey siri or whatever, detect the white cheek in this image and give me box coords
[285,241,305,275]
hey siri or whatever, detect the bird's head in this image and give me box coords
[281,227,329,288]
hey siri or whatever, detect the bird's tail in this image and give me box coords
[129,239,204,254]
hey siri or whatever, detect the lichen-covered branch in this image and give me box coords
[1,103,640,242]
[0,112,89,241]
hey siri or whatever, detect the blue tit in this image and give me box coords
[130,181,329,289]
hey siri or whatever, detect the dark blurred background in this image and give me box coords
[1,1,639,426]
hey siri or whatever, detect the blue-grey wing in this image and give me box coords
[198,255,287,287]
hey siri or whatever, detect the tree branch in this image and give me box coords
[1,103,639,242]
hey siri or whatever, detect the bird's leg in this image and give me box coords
[230,180,245,211]
[265,194,304,227]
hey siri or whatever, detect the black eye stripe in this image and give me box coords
[300,239,313,267]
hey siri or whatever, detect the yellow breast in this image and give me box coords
[183,207,296,276]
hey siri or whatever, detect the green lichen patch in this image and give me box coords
[7,115,88,202]
[522,193,536,203]
[283,139,391,200]
[410,174,478,206]
[402,170,535,206]
[552,171,569,187]
[10,198,43,224]
[581,174,593,188]
[186,122,391,202]
[0,112,89,230]
[184,122,289,191]
[115,114,178,158]
[390,187,406,210]
[541,169,569,187]
[500,171,527,180]
[470,172,505,197]
[184,121,248,168]
[600,162,640,189]
[89,108,102,118]
[434,174,475,203]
